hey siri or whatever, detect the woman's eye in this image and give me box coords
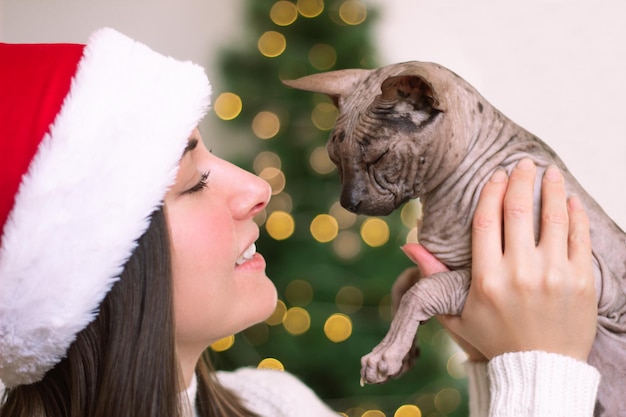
[185,170,210,194]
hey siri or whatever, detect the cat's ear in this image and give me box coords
[379,74,445,112]
[282,69,371,107]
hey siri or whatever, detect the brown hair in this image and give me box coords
[0,207,257,417]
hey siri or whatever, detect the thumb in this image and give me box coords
[401,243,449,276]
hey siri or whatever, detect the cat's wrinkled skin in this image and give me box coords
[284,62,626,416]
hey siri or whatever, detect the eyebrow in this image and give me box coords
[182,138,199,156]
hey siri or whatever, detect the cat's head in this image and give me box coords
[284,62,479,216]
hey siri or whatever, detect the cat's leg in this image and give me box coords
[360,269,470,384]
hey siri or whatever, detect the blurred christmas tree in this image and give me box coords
[210,1,468,416]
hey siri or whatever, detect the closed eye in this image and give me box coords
[184,170,210,194]
[365,149,389,165]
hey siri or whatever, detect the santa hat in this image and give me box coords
[0,28,211,388]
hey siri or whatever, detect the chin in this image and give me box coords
[259,280,279,318]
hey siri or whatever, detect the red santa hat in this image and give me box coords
[0,28,211,387]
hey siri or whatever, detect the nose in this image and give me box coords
[228,163,271,219]
[340,190,361,213]
[340,179,366,214]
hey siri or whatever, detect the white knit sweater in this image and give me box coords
[181,368,339,417]
[180,351,600,417]
[465,351,600,417]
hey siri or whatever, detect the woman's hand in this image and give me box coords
[403,158,597,362]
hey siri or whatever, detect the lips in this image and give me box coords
[235,243,256,266]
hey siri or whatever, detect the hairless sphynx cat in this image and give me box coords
[284,62,626,416]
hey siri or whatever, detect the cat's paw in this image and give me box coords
[360,343,414,385]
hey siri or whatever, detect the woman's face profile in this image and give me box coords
[164,129,276,359]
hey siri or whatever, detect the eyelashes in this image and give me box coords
[185,170,210,194]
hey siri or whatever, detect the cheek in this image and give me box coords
[168,206,236,337]
[169,199,233,270]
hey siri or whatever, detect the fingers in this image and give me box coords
[463,160,597,362]
[471,167,508,272]
[502,158,538,254]
[537,165,569,259]
[566,195,592,265]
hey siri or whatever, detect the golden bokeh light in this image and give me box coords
[259,167,286,195]
[267,192,293,213]
[253,151,282,174]
[258,357,285,371]
[252,111,280,139]
[310,214,339,243]
[360,218,390,247]
[258,31,287,58]
[400,200,423,228]
[405,226,418,244]
[308,43,337,70]
[394,404,422,417]
[297,0,324,18]
[339,0,367,25]
[283,306,311,335]
[335,285,363,314]
[361,410,385,417]
[309,146,336,175]
[434,388,461,414]
[265,299,287,326]
[324,313,353,343]
[330,201,357,229]
[332,230,361,259]
[214,92,242,120]
[311,102,338,130]
[266,211,294,240]
[447,351,468,379]
[210,335,235,352]
[270,1,298,26]
[285,279,314,306]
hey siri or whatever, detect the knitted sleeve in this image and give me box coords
[487,351,600,417]
[216,368,339,417]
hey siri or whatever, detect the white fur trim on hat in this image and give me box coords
[0,28,211,387]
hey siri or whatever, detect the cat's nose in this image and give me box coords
[340,192,362,213]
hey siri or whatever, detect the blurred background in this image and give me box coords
[2,1,625,416]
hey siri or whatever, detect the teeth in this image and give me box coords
[236,243,256,265]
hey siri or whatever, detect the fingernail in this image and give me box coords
[516,158,534,170]
[545,165,562,182]
[490,168,507,183]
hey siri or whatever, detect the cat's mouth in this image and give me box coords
[340,189,404,216]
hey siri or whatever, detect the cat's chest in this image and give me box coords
[418,204,474,269]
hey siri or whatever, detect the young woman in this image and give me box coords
[0,28,336,417]
[0,28,599,417]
